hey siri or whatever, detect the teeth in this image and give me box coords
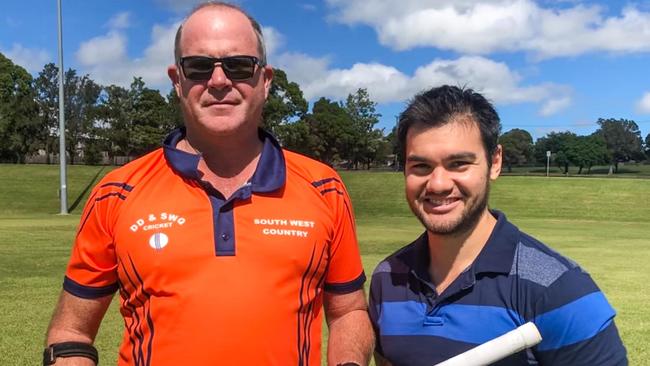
[424,198,457,206]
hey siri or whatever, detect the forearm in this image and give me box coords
[327,308,374,365]
[45,291,113,365]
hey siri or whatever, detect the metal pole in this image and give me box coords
[57,0,68,214]
[546,151,550,177]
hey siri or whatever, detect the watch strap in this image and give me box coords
[43,342,98,365]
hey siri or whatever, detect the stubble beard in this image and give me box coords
[410,182,491,237]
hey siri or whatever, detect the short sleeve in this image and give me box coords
[63,184,119,299]
[322,174,365,293]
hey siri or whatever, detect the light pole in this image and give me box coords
[57,0,68,214]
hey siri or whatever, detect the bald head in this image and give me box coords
[174,1,266,65]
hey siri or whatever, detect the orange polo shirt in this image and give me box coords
[64,128,365,365]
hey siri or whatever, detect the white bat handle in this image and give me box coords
[435,322,542,366]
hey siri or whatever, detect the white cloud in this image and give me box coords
[326,0,650,58]
[75,21,179,91]
[539,96,572,116]
[262,26,285,58]
[108,12,131,30]
[272,49,571,115]
[636,92,650,114]
[1,44,51,73]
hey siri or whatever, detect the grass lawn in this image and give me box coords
[1,165,648,364]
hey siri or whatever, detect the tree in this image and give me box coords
[499,128,533,173]
[595,118,643,173]
[0,53,40,163]
[262,68,307,140]
[644,133,650,160]
[342,88,382,169]
[534,131,577,174]
[97,84,131,160]
[568,134,608,174]
[34,63,60,163]
[63,69,101,164]
[130,83,171,156]
[301,97,354,166]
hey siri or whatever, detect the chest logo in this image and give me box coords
[149,233,169,250]
[129,212,187,233]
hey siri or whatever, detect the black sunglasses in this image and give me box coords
[179,55,264,81]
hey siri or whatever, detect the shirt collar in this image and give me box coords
[162,127,286,193]
[472,210,520,274]
[404,210,519,279]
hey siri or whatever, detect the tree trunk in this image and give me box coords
[578,166,583,175]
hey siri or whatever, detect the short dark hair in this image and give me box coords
[397,85,501,164]
[173,1,267,65]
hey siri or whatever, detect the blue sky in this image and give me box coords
[1,0,650,139]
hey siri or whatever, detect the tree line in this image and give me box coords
[1,52,648,172]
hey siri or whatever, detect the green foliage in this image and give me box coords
[596,118,644,172]
[0,52,40,163]
[34,63,60,163]
[500,128,533,172]
[262,68,308,137]
[342,88,383,169]
[63,69,102,164]
[534,131,578,174]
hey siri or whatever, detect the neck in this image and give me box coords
[427,209,496,294]
[179,127,264,198]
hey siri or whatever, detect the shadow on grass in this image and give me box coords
[68,166,105,213]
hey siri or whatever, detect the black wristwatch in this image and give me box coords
[43,342,99,365]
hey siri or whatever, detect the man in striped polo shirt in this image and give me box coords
[369,85,627,365]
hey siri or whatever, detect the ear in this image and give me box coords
[167,64,182,96]
[490,144,502,180]
[262,65,274,100]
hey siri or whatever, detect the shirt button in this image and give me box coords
[221,233,230,241]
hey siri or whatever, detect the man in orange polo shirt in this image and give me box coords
[43,2,373,365]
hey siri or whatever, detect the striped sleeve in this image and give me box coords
[320,174,365,293]
[532,267,627,365]
[63,181,127,298]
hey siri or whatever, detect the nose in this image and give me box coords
[206,63,232,90]
[425,167,454,195]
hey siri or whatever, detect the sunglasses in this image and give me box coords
[179,55,264,82]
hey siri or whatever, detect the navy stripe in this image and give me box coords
[320,187,344,196]
[311,177,341,187]
[302,245,327,366]
[127,256,154,366]
[77,202,96,233]
[379,301,523,344]
[118,279,141,366]
[297,244,317,366]
[324,272,366,293]
[63,276,118,299]
[119,257,146,366]
[96,192,127,201]
[535,291,615,351]
[100,182,134,191]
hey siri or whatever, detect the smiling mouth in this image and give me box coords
[421,197,462,211]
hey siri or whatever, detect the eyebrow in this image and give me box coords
[406,152,478,163]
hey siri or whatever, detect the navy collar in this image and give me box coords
[162,127,286,193]
[405,210,519,280]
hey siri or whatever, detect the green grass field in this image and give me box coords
[1,164,648,365]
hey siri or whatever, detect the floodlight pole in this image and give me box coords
[57,0,68,214]
[546,150,551,177]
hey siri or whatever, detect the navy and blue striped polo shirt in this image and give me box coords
[369,211,627,366]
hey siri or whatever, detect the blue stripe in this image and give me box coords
[535,291,615,350]
[63,276,118,298]
[379,301,523,344]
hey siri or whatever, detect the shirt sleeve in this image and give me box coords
[532,267,627,365]
[63,183,120,299]
[322,174,366,293]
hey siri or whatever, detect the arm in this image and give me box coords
[45,290,113,365]
[324,289,374,366]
